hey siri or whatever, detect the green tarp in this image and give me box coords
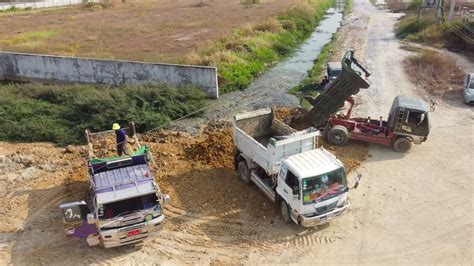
[89,145,148,164]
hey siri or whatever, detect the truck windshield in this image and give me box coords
[302,168,347,205]
[100,193,158,219]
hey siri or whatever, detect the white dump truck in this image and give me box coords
[233,109,360,227]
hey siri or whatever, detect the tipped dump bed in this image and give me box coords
[307,50,371,127]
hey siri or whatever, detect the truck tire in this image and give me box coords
[393,137,412,153]
[327,125,349,146]
[280,201,291,223]
[238,161,251,185]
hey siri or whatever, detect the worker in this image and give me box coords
[112,123,128,156]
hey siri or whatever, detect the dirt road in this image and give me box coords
[298,0,473,264]
[1,0,472,264]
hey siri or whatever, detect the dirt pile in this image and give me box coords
[184,128,234,168]
[0,142,88,234]
[273,106,313,131]
[141,123,274,221]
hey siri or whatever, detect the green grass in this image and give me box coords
[0,83,206,145]
[395,11,469,49]
[187,0,335,93]
[289,0,352,107]
[240,0,260,5]
[4,30,58,46]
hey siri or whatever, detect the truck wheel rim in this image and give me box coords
[239,163,249,179]
[333,132,344,144]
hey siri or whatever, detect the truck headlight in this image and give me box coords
[145,214,153,222]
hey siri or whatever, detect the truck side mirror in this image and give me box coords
[59,200,88,223]
[162,194,171,206]
[353,173,362,189]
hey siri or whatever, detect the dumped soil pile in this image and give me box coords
[273,106,313,131]
[184,128,234,167]
[0,142,88,233]
[143,123,275,220]
[319,139,368,173]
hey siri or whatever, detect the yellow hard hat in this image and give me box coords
[112,123,120,130]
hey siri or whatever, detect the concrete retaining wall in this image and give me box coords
[0,52,219,98]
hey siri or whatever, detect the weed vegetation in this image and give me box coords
[0,83,206,145]
[289,0,352,107]
[3,30,58,46]
[188,0,335,93]
[392,2,471,50]
[240,0,260,5]
[404,51,465,94]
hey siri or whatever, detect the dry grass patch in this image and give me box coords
[404,51,465,95]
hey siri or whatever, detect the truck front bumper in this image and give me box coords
[299,201,350,227]
[100,215,165,248]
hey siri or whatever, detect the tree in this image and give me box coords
[435,0,445,23]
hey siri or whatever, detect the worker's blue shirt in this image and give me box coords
[115,128,126,145]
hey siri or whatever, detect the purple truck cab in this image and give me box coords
[60,124,170,248]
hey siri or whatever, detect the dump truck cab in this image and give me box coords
[387,95,430,144]
[277,149,351,227]
[59,123,170,248]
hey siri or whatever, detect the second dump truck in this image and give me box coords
[233,109,360,227]
[59,123,169,248]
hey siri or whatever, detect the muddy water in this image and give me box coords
[170,2,345,133]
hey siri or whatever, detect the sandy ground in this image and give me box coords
[1,0,473,264]
[0,0,298,61]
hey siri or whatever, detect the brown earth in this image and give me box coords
[0,0,301,62]
[0,108,366,264]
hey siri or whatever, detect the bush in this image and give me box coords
[0,83,206,145]
[404,51,465,94]
[395,12,471,50]
[395,14,431,39]
[240,0,260,5]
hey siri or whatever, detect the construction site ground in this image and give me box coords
[1,0,473,264]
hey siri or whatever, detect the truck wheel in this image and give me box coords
[327,125,349,146]
[238,161,251,185]
[393,137,412,153]
[280,201,291,223]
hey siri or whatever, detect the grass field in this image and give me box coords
[0,83,206,145]
[0,0,336,144]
